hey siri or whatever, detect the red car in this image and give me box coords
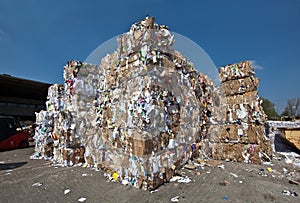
[0,116,29,150]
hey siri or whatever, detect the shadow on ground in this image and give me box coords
[274,133,300,154]
[0,144,34,152]
[0,162,27,170]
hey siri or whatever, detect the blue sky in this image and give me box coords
[0,0,299,113]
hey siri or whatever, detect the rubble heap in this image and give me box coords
[210,61,272,163]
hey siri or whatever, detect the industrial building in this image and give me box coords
[0,74,51,121]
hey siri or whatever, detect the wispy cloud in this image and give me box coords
[250,60,264,70]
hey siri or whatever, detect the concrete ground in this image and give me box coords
[1,146,300,203]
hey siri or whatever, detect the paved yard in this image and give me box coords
[1,146,300,203]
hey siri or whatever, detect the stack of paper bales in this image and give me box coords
[33,17,217,190]
[33,17,272,190]
[210,61,272,163]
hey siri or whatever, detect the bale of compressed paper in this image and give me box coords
[221,76,259,96]
[219,61,255,82]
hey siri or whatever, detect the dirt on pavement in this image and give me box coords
[1,146,300,203]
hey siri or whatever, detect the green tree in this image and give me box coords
[261,98,279,120]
